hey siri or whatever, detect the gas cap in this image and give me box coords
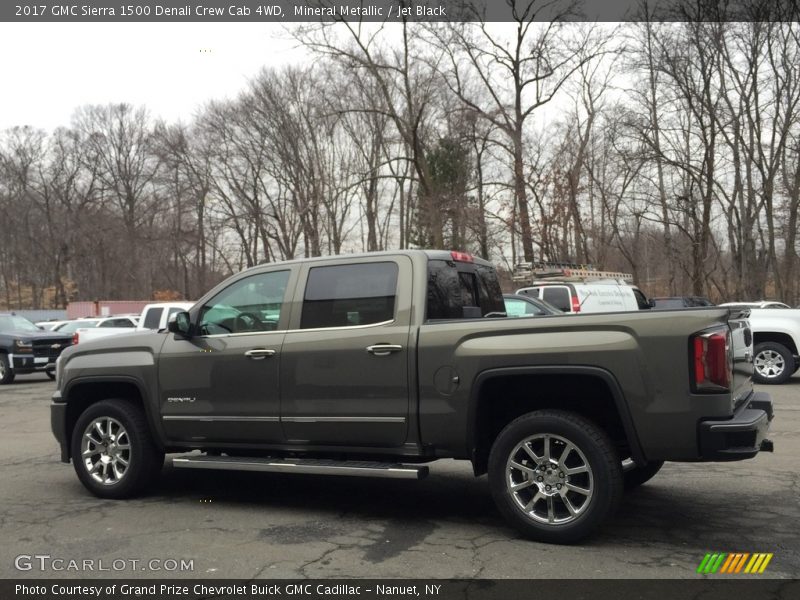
[433,366,460,396]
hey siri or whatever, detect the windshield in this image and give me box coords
[0,315,41,333]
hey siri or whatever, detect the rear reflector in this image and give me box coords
[692,329,731,392]
[450,251,474,263]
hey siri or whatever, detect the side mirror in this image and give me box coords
[648,299,656,308]
[168,311,192,337]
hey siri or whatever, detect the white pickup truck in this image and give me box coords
[73,316,139,345]
[73,303,194,345]
[744,308,800,384]
[136,302,194,331]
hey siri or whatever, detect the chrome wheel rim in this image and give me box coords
[754,350,785,379]
[505,433,594,525]
[81,417,131,485]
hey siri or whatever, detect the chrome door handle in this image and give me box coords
[244,349,276,360]
[366,344,403,356]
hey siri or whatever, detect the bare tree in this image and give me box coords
[73,104,160,297]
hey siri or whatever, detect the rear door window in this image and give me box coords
[142,308,163,329]
[301,262,398,329]
[542,286,571,312]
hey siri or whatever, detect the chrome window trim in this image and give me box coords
[163,416,280,422]
[195,318,396,339]
[282,416,406,423]
[163,415,406,424]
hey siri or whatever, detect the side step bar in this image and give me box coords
[171,455,429,480]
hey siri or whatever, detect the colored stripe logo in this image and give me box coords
[697,553,773,574]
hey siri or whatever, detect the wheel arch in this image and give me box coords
[63,376,164,459]
[467,366,645,475]
[752,332,798,355]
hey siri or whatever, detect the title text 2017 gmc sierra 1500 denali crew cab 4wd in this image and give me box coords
[50,251,774,543]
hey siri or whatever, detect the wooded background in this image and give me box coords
[2,7,799,308]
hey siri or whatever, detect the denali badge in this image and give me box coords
[167,397,196,403]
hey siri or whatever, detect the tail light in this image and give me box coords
[692,328,732,392]
[72,333,79,345]
[571,295,581,313]
[450,251,474,263]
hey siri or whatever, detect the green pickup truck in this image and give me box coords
[51,250,774,543]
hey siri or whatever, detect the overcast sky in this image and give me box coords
[0,23,303,131]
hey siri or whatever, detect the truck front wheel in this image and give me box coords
[753,342,793,384]
[488,410,623,544]
[0,354,15,385]
[70,399,164,499]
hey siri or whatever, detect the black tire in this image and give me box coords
[623,460,664,490]
[70,399,164,499]
[488,410,623,544]
[752,342,793,385]
[0,354,15,385]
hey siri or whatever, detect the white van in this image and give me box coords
[512,264,651,314]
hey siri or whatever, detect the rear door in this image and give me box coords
[540,285,573,313]
[279,256,413,446]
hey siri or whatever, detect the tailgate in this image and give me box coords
[727,308,755,405]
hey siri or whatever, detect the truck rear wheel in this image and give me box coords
[488,410,623,544]
[753,342,793,384]
[70,399,163,499]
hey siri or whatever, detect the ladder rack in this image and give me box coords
[512,261,634,284]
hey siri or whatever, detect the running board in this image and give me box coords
[171,455,429,479]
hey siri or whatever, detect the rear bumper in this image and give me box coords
[51,391,70,463]
[698,392,774,461]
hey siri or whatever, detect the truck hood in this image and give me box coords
[4,330,73,344]
[59,330,165,361]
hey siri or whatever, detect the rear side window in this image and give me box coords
[427,259,504,319]
[542,287,571,312]
[142,308,163,329]
[301,262,398,329]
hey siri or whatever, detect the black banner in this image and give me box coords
[2,0,800,23]
[3,579,800,600]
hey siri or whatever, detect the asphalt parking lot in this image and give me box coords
[1,373,798,579]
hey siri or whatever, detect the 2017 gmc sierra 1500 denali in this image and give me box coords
[51,250,774,543]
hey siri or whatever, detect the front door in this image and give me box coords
[158,268,295,444]
[280,257,412,446]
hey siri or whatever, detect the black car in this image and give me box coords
[651,296,714,309]
[0,313,73,384]
[503,293,564,317]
